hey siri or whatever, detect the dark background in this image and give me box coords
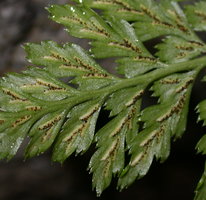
[0,0,206,199]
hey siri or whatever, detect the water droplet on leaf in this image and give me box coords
[70,7,75,13]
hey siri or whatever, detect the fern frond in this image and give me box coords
[1,0,206,198]
[156,36,206,63]
[194,163,206,200]
[195,98,206,200]
[79,0,195,40]
[118,70,196,189]
[185,1,206,32]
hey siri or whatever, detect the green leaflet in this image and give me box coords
[89,102,141,195]
[48,4,114,40]
[156,36,206,64]
[0,113,36,160]
[25,41,110,78]
[185,1,206,31]
[25,110,67,158]
[81,0,144,21]
[48,4,154,63]
[133,0,194,42]
[194,77,206,200]
[196,79,206,153]
[196,98,206,155]
[105,86,144,116]
[149,72,194,139]
[197,135,206,154]
[48,2,168,81]
[82,0,195,41]
[118,123,171,189]
[52,100,101,162]
[0,68,71,160]
[194,163,206,200]
[118,71,195,189]
[25,41,116,90]
[116,56,164,78]
[90,18,149,58]
[1,0,206,199]
[197,100,206,127]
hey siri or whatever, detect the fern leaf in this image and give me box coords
[25,41,117,91]
[195,99,206,200]
[81,0,195,41]
[48,4,113,40]
[48,3,167,81]
[118,71,196,189]
[196,96,206,154]
[194,163,206,200]
[89,102,141,195]
[105,86,144,116]
[0,67,71,159]
[48,5,152,58]
[1,0,206,198]
[25,41,111,78]
[185,1,206,32]
[52,100,101,162]
[156,36,206,63]
[25,110,67,158]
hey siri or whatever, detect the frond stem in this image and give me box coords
[53,56,206,108]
